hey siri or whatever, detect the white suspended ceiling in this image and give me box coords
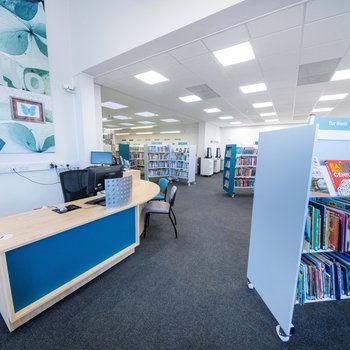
[95,0,350,130]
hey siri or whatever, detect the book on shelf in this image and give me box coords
[310,157,332,196]
[296,251,350,305]
[304,199,350,253]
[325,160,350,196]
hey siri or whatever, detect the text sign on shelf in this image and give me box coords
[151,141,162,145]
[311,116,350,131]
[177,141,188,145]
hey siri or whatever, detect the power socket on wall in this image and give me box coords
[0,162,78,174]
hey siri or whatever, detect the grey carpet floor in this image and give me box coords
[2,174,350,349]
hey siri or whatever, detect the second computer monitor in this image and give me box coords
[91,151,113,165]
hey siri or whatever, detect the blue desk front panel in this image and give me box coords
[6,207,136,313]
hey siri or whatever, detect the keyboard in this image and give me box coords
[85,196,106,206]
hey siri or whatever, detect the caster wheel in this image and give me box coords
[194,182,196,185]
[276,324,293,342]
[188,183,191,186]
[247,279,254,289]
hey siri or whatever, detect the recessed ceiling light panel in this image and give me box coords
[101,101,128,109]
[134,70,168,85]
[138,121,156,125]
[260,112,276,117]
[312,107,334,112]
[253,102,273,108]
[331,69,350,81]
[319,93,348,101]
[136,132,153,135]
[204,108,221,113]
[213,41,255,67]
[160,131,181,134]
[160,118,179,123]
[230,121,243,125]
[179,95,202,103]
[116,133,130,136]
[112,115,132,120]
[134,112,159,117]
[130,126,154,130]
[240,83,267,94]
[264,118,279,122]
[219,116,233,120]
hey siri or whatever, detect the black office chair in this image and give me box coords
[59,170,90,202]
[142,186,178,238]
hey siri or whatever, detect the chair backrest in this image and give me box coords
[59,170,89,202]
[168,186,177,208]
[158,178,169,193]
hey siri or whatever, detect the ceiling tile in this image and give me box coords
[303,12,350,47]
[247,5,304,38]
[300,39,350,64]
[252,27,302,58]
[201,25,250,52]
[143,53,180,69]
[258,50,300,72]
[169,41,209,61]
[305,0,350,23]
[120,62,151,76]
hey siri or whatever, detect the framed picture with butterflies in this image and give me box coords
[10,97,45,123]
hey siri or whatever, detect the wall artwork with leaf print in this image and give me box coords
[0,0,55,153]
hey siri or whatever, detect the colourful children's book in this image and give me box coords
[325,160,350,196]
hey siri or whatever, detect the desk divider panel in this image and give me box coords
[6,207,136,312]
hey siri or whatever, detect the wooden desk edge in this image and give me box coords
[0,180,159,253]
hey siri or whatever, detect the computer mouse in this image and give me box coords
[59,207,68,213]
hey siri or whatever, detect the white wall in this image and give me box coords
[68,0,244,74]
[220,124,304,150]
[0,0,79,216]
[114,124,198,148]
[198,122,221,158]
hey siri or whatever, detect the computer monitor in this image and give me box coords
[87,165,123,194]
[90,151,113,165]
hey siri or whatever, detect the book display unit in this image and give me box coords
[223,145,257,197]
[247,123,350,342]
[144,145,170,180]
[223,144,236,196]
[235,147,257,191]
[169,145,196,186]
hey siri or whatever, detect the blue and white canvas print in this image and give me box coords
[0,0,55,153]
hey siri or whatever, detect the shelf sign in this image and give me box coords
[178,141,188,145]
[151,141,162,145]
[311,116,350,131]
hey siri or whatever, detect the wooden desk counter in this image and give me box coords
[0,179,159,331]
[0,180,159,253]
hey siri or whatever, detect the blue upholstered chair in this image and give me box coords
[151,178,169,201]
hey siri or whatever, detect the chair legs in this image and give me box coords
[170,208,177,225]
[168,212,178,239]
[143,211,178,239]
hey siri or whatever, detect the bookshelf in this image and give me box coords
[223,145,258,197]
[129,145,145,175]
[169,145,196,186]
[223,144,236,196]
[144,145,170,180]
[247,123,350,342]
[234,147,257,192]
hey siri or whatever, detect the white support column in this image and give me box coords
[73,73,103,168]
